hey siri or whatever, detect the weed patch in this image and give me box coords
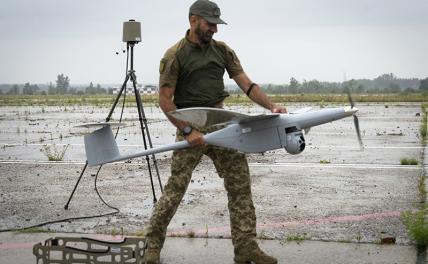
[280,233,308,245]
[419,175,427,202]
[14,227,50,234]
[186,230,195,238]
[421,104,427,145]
[40,144,69,161]
[400,158,419,165]
[402,108,428,249]
[402,209,428,247]
[257,230,273,240]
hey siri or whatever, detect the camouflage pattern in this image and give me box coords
[159,32,243,109]
[145,126,258,253]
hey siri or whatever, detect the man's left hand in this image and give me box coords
[271,104,287,113]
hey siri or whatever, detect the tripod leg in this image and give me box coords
[64,161,88,209]
[130,72,158,203]
[132,86,163,193]
[64,72,130,209]
[150,154,163,193]
[106,74,130,122]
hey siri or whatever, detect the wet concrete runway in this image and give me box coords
[0,103,424,262]
[0,232,417,264]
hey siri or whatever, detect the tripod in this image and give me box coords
[64,42,163,210]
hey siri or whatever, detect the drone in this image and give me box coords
[83,93,363,166]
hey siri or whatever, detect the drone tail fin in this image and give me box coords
[84,125,191,166]
[84,125,121,166]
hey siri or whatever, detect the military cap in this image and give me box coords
[189,0,227,25]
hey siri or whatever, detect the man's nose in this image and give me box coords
[209,23,217,33]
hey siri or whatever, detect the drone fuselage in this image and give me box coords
[84,106,357,166]
[204,106,356,154]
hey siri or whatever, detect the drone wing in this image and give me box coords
[168,107,279,127]
[75,122,127,128]
[289,107,312,114]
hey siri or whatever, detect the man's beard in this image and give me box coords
[195,24,213,44]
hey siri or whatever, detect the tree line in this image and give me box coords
[2,74,112,95]
[1,73,428,95]
[231,73,428,94]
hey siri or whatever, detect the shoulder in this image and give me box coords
[163,38,187,60]
[212,39,243,77]
[212,39,234,52]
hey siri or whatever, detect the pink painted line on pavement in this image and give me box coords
[258,211,402,229]
[0,234,128,250]
[167,210,403,237]
[0,211,402,250]
[0,242,35,250]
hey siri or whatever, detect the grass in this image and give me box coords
[419,174,427,203]
[111,227,117,236]
[402,208,428,247]
[14,227,50,234]
[400,158,419,165]
[133,230,146,237]
[257,230,273,240]
[421,104,427,145]
[0,95,143,107]
[355,232,364,243]
[40,144,69,161]
[280,233,308,245]
[1,93,428,106]
[204,224,209,238]
[401,106,428,248]
[319,160,331,164]
[186,230,195,238]
[110,227,124,237]
[400,104,428,250]
[227,93,428,104]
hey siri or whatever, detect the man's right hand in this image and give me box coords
[185,129,206,147]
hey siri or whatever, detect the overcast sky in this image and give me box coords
[1,0,427,85]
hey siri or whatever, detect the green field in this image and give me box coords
[0,93,427,106]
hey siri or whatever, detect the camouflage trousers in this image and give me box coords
[145,127,258,253]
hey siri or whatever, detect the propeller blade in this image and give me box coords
[353,115,364,150]
[346,89,355,109]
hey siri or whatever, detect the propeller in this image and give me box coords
[346,89,364,150]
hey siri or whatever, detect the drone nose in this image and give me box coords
[344,106,358,116]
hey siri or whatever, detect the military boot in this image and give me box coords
[142,248,160,264]
[234,247,278,264]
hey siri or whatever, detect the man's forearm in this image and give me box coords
[233,73,274,111]
[246,84,275,111]
[233,72,287,113]
[159,87,205,145]
[159,93,188,130]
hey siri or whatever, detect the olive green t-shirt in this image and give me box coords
[159,31,244,108]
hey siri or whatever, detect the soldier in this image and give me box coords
[143,0,287,263]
